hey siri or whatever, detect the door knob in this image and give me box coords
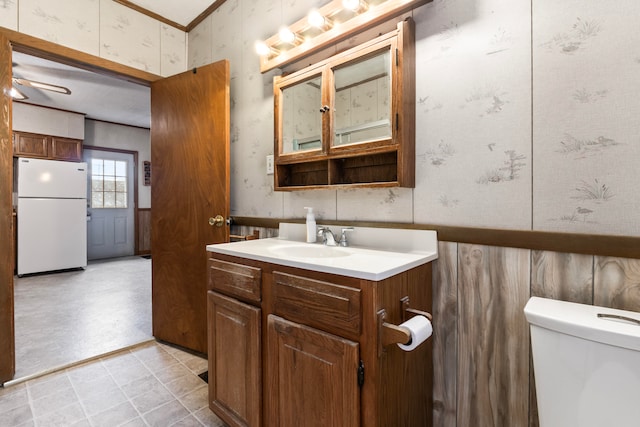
[208,215,225,227]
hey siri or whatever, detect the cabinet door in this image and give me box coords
[266,315,360,427]
[208,291,261,427]
[13,132,48,158]
[50,136,82,162]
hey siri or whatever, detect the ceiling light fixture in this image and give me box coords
[9,86,28,100]
[12,78,71,95]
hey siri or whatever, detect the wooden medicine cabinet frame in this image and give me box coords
[273,18,415,191]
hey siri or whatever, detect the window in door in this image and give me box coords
[90,158,128,208]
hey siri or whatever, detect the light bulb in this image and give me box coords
[254,41,271,56]
[307,9,326,28]
[342,0,368,12]
[278,27,296,44]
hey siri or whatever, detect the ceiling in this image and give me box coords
[12,51,152,128]
[10,1,222,129]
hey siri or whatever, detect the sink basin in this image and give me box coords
[270,244,351,259]
[207,223,438,280]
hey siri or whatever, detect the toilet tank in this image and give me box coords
[525,297,640,427]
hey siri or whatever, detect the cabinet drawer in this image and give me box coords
[272,272,361,339]
[208,258,261,303]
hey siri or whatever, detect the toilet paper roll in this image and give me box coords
[397,315,433,351]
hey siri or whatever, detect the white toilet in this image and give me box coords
[525,297,640,427]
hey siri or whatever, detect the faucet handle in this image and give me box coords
[339,227,354,247]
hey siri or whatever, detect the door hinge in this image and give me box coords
[396,48,399,66]
[357,360,365,387]
[395,113,399,131]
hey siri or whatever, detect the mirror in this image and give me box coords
[333,49,391,147]
[281,74,322,154]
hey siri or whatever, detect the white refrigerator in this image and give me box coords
[17,157,88,276]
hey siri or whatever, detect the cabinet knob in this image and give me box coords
[208,215,226,227]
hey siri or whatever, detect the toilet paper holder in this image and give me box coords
[377,296,432,355]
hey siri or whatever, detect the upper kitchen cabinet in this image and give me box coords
[13,131,83,162]
[273,18,415,191]
[12,104,85,162]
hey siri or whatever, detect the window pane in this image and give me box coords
[90,157,128,209]
[103,160,115,176]
[91,176,103,192]
[104,192,116,208]
[92,192,103,208]
[115,161,127,176]
[115,177,126,192]
[91,159,104,175]
[104,176,115,192]
[116,192,127,208]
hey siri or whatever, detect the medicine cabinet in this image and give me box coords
[273,18,415,191]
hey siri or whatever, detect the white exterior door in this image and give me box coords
[84,149,135,260]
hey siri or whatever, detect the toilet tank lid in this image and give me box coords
[525,297,640,352]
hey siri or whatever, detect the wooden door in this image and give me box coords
[0,33,15,384]
[208,291,261,427]
[151,61,230,354]
[266,315,360,427]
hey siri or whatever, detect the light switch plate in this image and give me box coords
[266,155,274,175]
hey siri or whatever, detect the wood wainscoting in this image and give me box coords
[137,208,151,255]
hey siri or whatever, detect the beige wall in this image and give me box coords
[84,119,151,209]
[13,103,84,139]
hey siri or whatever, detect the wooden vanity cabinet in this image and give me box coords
[207,252,433,427]
[266,315,360,427]
[13,131,83,162]
[207,259,262,427]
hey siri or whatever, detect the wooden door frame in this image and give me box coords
[84,145,140,255]
[0,33,14,384]
[0,27,162,384]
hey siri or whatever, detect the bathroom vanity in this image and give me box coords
[206,224,437,427]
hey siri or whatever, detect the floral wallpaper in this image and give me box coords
[532,0,640,236]
[413,0,532,230]
[195,0,640,237]
[10,0,185,77]
[18,0,100,56]
[0,0,18,30]
[99,0,160,73]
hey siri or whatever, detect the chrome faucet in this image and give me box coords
[317,226,354,247]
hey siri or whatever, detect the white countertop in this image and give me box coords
[206,223,438,281]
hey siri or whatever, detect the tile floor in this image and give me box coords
[14,257,153,379]
[0,341,227,427]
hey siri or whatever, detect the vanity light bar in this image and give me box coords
[255,0,429,73]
